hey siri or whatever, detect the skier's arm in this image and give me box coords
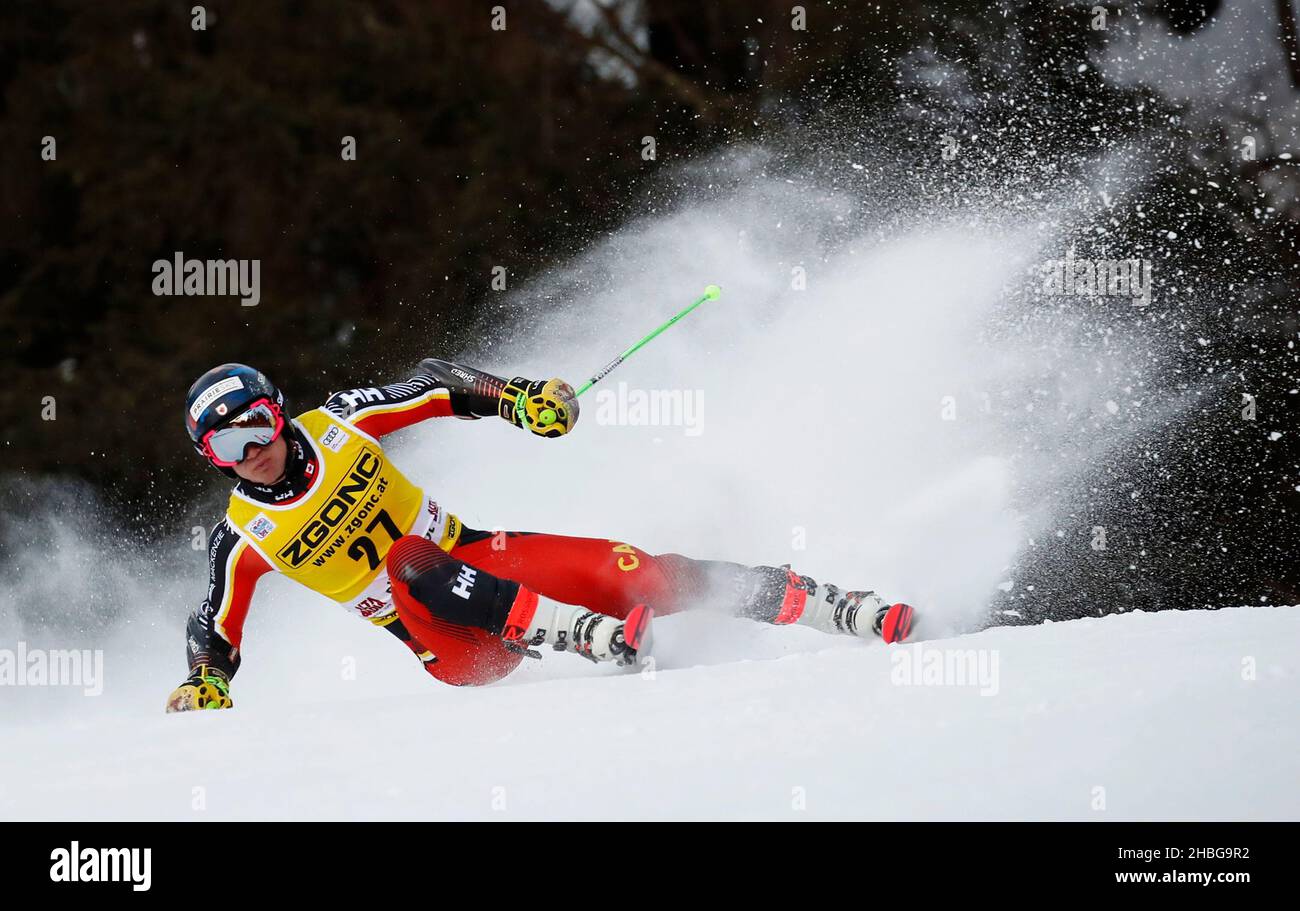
[166,520,272,712]
[324,358,578,438]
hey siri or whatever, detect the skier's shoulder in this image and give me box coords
[210,507,278,575]
[205,513,246,564]
[321,373,444,425]
[294,404,343,434]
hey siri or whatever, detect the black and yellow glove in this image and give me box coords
[500,376,579,438]
[165,666,233,713]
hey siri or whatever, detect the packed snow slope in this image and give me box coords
[1,152,1290,820]
[2,605,1295,821]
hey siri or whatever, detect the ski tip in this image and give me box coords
[881,603,917,644]
[624,604,654,653]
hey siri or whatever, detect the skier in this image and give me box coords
[166,361,915,711]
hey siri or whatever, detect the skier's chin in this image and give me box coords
[242,464,283,486]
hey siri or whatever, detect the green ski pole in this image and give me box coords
[529,284,721,427]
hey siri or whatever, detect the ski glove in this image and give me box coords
[165,666,233,713]
[500,377,579,438]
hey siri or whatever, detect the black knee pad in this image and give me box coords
[408,558,521,635]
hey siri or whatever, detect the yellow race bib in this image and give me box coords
[225,409,425,602]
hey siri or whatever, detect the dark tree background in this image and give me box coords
[2,0,1298,616]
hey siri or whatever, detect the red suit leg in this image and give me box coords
[450,532,702,620]
[386,535,526,686]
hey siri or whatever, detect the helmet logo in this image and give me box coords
[216,403,228,416]
[189,376,244,420]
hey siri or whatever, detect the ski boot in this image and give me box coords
[504,596,654,668]
[778,569,917,643]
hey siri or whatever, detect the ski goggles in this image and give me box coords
[200,398,285,467]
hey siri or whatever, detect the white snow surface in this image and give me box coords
[3,157,1293,821]
[3,605,1296,820]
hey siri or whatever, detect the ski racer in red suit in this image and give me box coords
[166,360,915,711]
